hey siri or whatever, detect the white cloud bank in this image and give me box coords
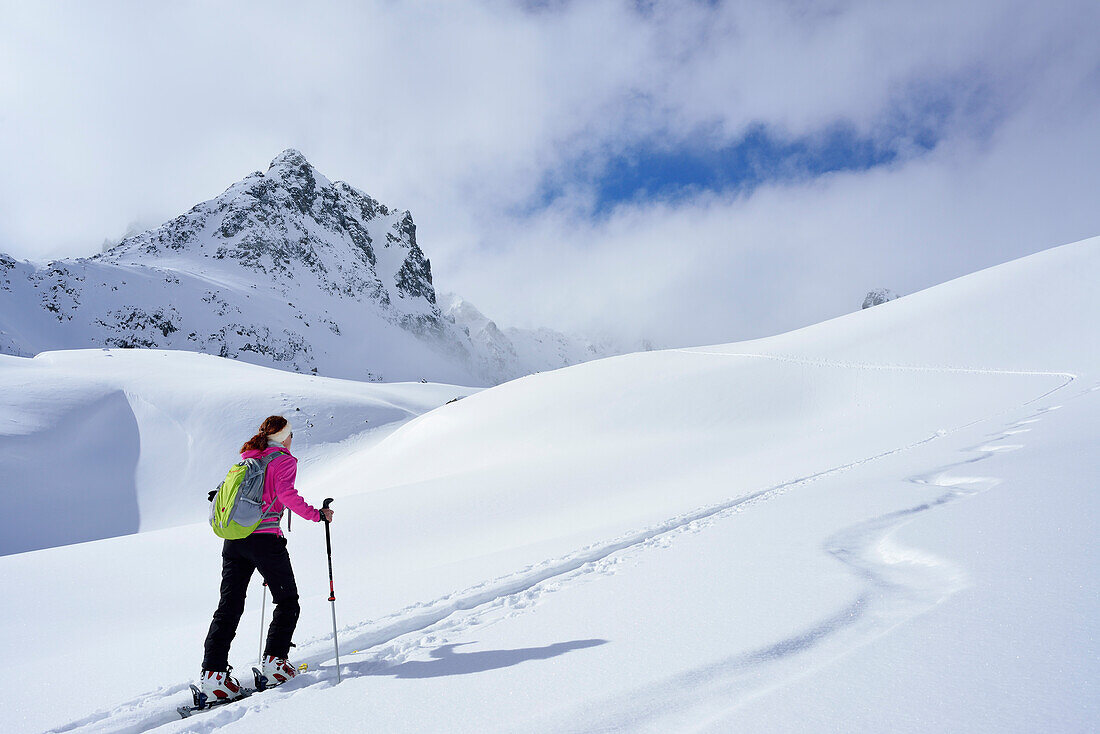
[1,0,1097,347]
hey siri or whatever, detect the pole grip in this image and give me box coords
[322,497,334,521]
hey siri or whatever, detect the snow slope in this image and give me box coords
[1,236,1097,732]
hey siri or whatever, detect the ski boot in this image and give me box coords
[257,654,298,689]
[197,666,246,704]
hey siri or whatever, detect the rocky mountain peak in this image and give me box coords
[96,151,435,310]
[265,148,331,190]
[269,147,310,169]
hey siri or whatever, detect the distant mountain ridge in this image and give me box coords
[0,150,628,384]
[441,293,649,379]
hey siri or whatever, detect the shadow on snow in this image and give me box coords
[366,639,608,679]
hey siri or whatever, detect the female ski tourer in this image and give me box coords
[199,415,334,701]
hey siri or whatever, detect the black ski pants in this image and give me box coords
[202,534,300,671]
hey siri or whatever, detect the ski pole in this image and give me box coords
[322,498,341,683]
[258,581,267,666]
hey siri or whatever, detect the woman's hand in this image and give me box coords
[320,508,334,523]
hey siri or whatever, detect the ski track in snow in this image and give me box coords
[557,408,1082,733]
[45,358,1078,734]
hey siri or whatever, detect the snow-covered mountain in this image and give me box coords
[0,150,622,385]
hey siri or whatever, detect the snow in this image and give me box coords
[1,236,1097,732]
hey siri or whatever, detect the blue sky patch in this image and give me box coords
[538,119,943,216]
[594,123,902,211]
[521,78,986,218]
[555,72,1000,215]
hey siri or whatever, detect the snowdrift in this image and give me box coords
[0,349,474,554]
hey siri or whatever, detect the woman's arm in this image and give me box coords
[271,457,322,522]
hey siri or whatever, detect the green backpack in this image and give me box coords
[209,450,287,539]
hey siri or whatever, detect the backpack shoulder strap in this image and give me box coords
[256,449,288,469]
[257,450,289,521]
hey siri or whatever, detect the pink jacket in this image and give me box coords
[242,446,322,536]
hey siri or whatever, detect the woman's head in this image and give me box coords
[241,415,293,453]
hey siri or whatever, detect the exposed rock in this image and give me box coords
[862,288,898,309]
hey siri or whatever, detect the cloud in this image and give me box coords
[454,89,1100,347]
[1,0,1097,347]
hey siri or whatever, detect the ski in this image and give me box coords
[176,664,310,718]
[176,668,267,719]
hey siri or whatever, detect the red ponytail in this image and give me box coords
[241,415,288,453]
